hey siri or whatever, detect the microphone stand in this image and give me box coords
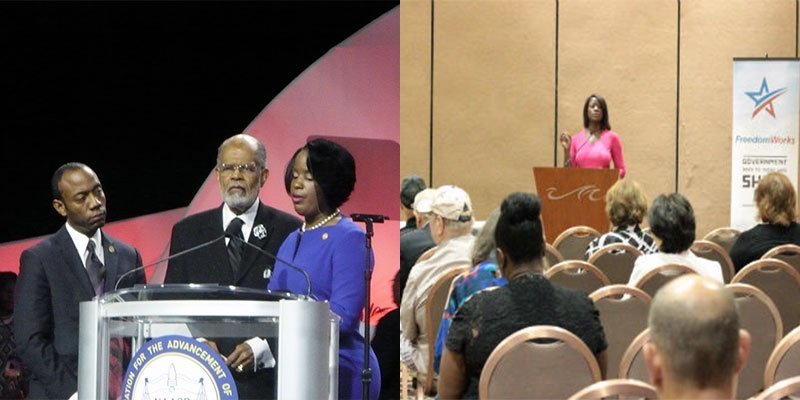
[350,213,387,400]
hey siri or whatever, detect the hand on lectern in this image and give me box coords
[226,342,255,373]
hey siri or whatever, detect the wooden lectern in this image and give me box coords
[533,167,619,242]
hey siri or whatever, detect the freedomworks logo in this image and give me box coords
[746,77,787,118]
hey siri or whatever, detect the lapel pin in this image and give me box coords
[322,233,329,240]
[108,245,116,253]
[253,224,267,240]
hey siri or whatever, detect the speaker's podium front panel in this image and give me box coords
[78,284,338,400]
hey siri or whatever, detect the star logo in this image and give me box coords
[746,77,787,118]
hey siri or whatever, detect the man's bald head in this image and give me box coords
[648,275,742,389]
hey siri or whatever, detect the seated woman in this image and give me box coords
[438,193,608,399]
[627,193,723,287]
[432,208,507,374]
[584,179,658,260]
[730,172,800,272]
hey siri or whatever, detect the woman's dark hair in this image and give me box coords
[649,193,696,253]
[494,192,545,264]
[582,93,611,131]
[284,138,356,211]
[400,175,426,209]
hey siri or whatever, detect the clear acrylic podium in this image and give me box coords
[77,284,339,400]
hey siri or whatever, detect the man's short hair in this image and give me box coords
[649,275,740,389]
[401,175,426,209]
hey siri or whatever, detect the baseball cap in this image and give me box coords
[413,188,438,213]
[431,185,472,222]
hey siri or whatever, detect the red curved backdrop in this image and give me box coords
[0,7,399,321]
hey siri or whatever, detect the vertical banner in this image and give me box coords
[731,59,800,229]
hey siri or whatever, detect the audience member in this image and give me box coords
[164,133,301,399]
[268,138,380,399]
[433,208,506,374]
[400,174,427,235]
[644,274,751,399]
[16,163,145,399]
[401,185,475,381]
[438,192,607,399]
[730,172,800,271]
[560,93,626,177]
[372,271,400,400]
[627,193,723,287]
[398,188,438,300]
[0,272,28,399]
[585,179,658,259]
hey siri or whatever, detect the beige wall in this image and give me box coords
[401,0,799,237]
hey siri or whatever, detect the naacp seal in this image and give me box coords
[122,335,238,400]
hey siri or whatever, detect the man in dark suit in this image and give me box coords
[15,162,145,399]
[165,133,301,400]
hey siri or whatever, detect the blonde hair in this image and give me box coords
[755,172,797,226]
[605,179,648,227]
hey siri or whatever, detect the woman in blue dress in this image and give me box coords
[268,138,381,399]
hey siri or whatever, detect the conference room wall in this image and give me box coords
[400,0,799,237]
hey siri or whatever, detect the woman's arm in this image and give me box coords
[610,132,626,177]
[438,348,468,399]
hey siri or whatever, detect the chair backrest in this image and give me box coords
[756,376,800,400]
[479,325,602,400]
[733,258,800,336]
[544,243,565,270]
[545,260,611,295]
[762,243,800,277]
[702,226,742,254]
[568,378,658,400]
[554,225,602,261]
[634,263,697,298]
[726,283,783,398]
[590,285,652,380]
[765,325,800,387]
[619,328,651,383]
[692,240,736,283]
[422,264,470,395]
[587,242,643,284]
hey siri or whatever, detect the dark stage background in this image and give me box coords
[0,1,398,244]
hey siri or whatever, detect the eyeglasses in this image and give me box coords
[217,163,261,175]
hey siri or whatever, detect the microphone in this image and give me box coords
[113,234,226,290]
[225,233,313,299]
[350,214,390,223]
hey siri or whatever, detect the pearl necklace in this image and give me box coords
[301,209,341,232]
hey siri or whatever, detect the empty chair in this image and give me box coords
[479,325,602,399]
[588,243,642,284]
[619,328,650,383]
[692,240,736,283]
[702,226,742,254]
[590,285,651,380]
[554,226,601,261]
[764,325,800,387]
[732,258,800,336]
[545,260,611,295]
[568,378,658,400]
[544,243,565,270]
[726,283,783,399]
[756,376,800,400]
[634,264,696,298]
[417,265,469,397]
[762,243,800,276]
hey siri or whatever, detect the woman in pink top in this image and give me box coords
[560,93,626,178]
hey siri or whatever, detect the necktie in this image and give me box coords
[226,218,245,278]
[86,240,105,296]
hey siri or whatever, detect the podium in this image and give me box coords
[77,284,339,400]
[533,167,619,241]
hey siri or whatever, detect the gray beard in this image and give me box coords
[224,192,257,212]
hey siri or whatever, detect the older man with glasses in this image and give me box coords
[164,133,301,400]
